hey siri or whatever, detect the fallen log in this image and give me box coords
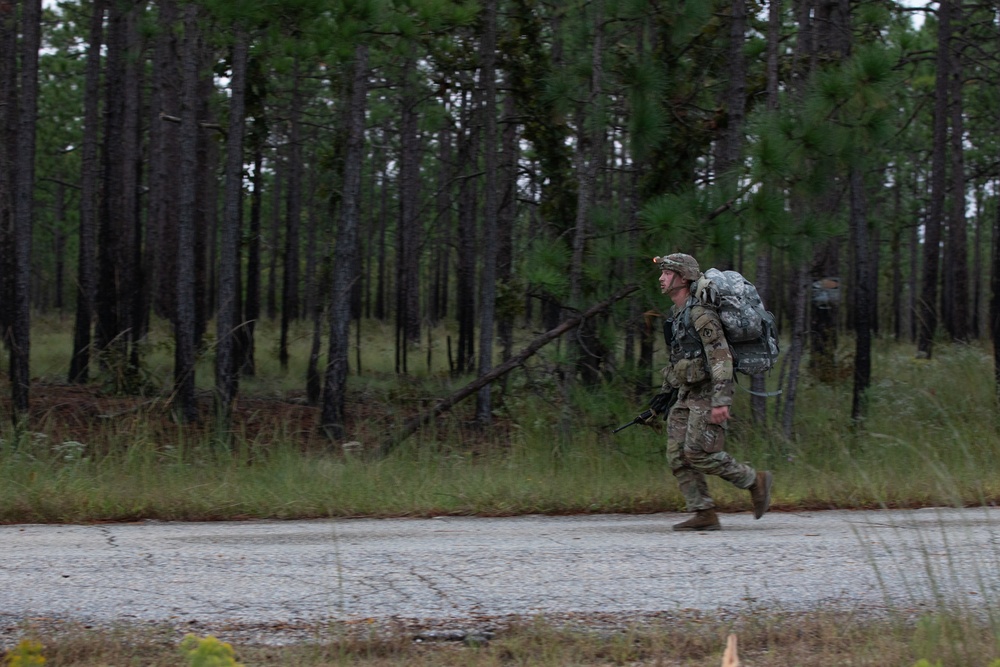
[377,284,639,457]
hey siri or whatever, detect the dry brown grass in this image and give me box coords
[3,610,998,667]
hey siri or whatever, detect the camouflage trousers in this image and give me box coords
[666,392,756,512]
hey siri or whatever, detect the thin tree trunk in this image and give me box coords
[945,11,967,341]
[455,84,478,374]
[570,0,606,387]
[917,0,951,359]
[280,56,304,369]
[321,42,369,440]
[993,175,1000,397]
[0,0,15,353]
[214,26,249,430]
[69,0,105,384]
[10,0,41,415]
[122,0,143,370]
[173,3,200,423]
[475,0,499,426]
[780,265,809,439]
[497,85,518,363]
[374,157,388,321]
[147,0,179,326]
[266,157,282,320]
[239,145,264,376]
[398,55,421,349]
[850,168,872,421]
[95,0,125,358]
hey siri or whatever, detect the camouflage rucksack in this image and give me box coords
[692,269,779,376]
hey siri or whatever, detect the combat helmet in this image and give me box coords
[653,253,700,282]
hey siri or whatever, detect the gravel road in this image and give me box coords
[2,507,999,644]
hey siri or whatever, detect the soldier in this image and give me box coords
[650,253,773,531]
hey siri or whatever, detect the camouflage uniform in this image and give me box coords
[662,296,758,512]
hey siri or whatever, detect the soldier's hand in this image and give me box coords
[709,405,730,425]
[649,392,674,416]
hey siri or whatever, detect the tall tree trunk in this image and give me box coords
[0,0,15,354]
[373,155,388,322]
[147,0,180,326]
[570,0,605,386]
[455,84,478,374]
[496,81,518,363]
[95,0,125,360]
[476,0,499,426]
[69,0,105,384]
[173,3,200,423]
[266,157,282,320]
[280,56,304,369]
[321,42,369,440]
[992,176,1000,398]
[430,122,452,324]
[945,10,967,341]
[10,0,41,415]
[850,168,872,421]
[716,0,746,182]
[122,0,144,370]
[398,55,421,352]
[917,0,951,359]
[194,65,217,350]
[215,26,249,430]
[239,144,264,376]
[779,266,809,439]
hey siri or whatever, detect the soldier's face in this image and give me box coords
[659,269,680,293]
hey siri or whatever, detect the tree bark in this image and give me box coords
[10,0,41,415]
[0,0,14,355]
[850,168,872,421]
[280,56,304,369]
[397,55,421,351]
[475,0,499,426]
[239,145,264,376]
[215,26,249,429]
[147,0,180,326]
[321,42,369,440]
[173,3,201,423]
[95,0,125,359]
[917,0,951,359]
[455,83,478,374]
[944,6,967,341]
[69,0,105,384]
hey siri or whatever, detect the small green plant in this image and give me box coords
[4,639,45,666]
[179,634,244,667]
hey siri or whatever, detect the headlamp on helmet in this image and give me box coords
[653,253,700,282]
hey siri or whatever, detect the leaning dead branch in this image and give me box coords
[377,284,639,457]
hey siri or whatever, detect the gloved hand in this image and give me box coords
[649,389,678,419]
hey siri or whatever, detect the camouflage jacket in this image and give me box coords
[660,299,734,408]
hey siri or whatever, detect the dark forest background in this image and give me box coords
[1,0,998,442]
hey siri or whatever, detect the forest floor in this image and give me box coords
[2,380,512,454]
[3,382,326,447]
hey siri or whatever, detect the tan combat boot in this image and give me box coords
[672,509,721,532]
[748,471,773,519]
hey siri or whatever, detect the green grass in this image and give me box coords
[4,320,1000,522]
[5,609,1000,666]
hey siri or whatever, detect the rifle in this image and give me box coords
[612,409,655,434]
[612,389,678,434]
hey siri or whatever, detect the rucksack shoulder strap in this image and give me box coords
[693,275,719,307]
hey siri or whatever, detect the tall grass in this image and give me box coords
[3,318,1000,522]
